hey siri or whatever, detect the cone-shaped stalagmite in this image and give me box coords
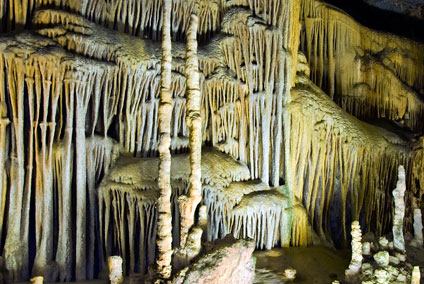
[156,0,173,279]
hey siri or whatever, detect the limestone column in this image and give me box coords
[156,0,173,279]
[179,12,202,249]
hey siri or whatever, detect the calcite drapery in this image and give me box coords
[0,0,424,281]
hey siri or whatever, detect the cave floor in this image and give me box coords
[253,245,350,284]
[16,245,424,284]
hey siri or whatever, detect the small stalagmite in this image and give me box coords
[345,221,363,278]
[393,165,406,252]
[284,268,296,282]
[108,256,124,284]
[412,266,421,284]
[410,200,423,247]
[30,276,43,284]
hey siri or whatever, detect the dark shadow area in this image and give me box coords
[320,0,424,42]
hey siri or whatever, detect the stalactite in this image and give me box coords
[2,52,30,281]
[33,7,302,188]
[289,72,412,245]
[74,71,91,281]
[2,0,222,39]
[156,0,173,278]
[203,67,249,163]
[0,33,123,281]
[85,136,120,279]
[0,53,9,247]
[1,1,424,282]
[221,8,284,182]
[0,112,9,248]
[299,0,424,132]
[98,148,251,275]
[32,60,63,281]
[230,190,312,249]
[34,9,208,157]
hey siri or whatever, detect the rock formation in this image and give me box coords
[345,221,363,279]
[0,0,423,282]
[156,0,174,280]
[108,256,124,284]
[412,266,421,284]
[392,165,406,252]
[171,237,256,284]
[411,206,423,247]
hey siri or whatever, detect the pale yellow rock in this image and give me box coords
[156,0,174,279]
[412,266,420,284]
[346,221,363,278]
[108,256,124,284]
[30,276,44,284]
[393,165,406,252]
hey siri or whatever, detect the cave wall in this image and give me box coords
[0,0,423,282]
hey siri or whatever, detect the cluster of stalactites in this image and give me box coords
[219,7,296,184]
[289,72,412,246]
[98,151,313,275]
[0,34,121,282]
[1,0,221,39]
[31,6,301,186]
[299,0,424,133]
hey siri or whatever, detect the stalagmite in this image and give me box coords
[345,221,363,279]
[284,268,296,282]
[362,242,371,256]
[373,251,390,268]
[393,165,406,252]
[108,256,124,284]
[411,206,423,247]
[30,276,44,284]
[156,0,173,279]
[412,266,420,284]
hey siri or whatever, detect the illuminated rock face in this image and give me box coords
[171,238,256,284]
[0,0,423,282]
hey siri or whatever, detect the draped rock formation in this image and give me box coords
[0,0,423,282]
